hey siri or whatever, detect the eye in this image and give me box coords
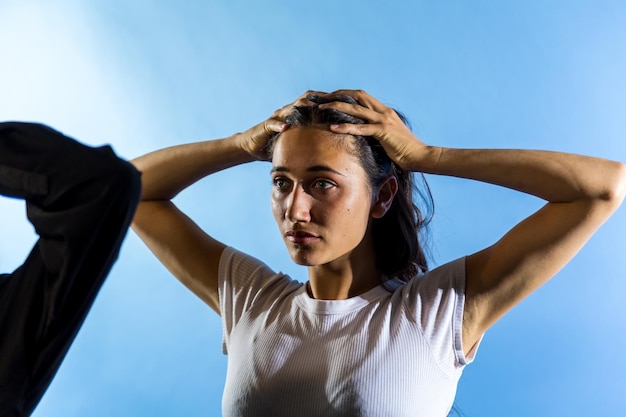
[272,177,292,191]
[311,179,335,190]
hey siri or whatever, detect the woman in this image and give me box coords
[131,90,625,416]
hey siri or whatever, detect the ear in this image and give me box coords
[371,176,398,219]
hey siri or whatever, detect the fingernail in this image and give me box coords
[330,124,339,129]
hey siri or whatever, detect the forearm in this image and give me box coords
[132,134,255,201]
[414,146,626,204]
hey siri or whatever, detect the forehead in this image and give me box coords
[271,125,364,175]
[273,125,353,158]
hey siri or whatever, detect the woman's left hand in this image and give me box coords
[319,89,435,171]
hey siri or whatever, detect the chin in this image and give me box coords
[290,254,317,267]
[287,247,321,267]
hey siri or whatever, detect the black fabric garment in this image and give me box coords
[0,122,141,416]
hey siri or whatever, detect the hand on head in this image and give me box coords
[238,88,429,170]
[319,89,429,171]
[236,90,326,161]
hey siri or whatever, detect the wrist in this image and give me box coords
[232,131,270,162]
[228,133,259,162]
[405,145,444,173]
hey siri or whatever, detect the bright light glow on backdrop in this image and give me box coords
[1,1,625,416]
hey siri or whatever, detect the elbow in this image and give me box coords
[601,161,626,209]
[129,160,174,202]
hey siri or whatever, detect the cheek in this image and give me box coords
[270,193,284,220]
[345,187,374,217]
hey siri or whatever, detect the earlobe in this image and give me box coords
[371,176,398,219]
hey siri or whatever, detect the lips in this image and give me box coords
[285,230,320,245]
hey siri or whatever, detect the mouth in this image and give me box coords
[285,230,320,245]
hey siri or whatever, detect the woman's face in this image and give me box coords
[270,126,375,267]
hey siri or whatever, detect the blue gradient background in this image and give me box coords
[1,1,625,416]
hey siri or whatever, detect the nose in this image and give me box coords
[286,184,312,223]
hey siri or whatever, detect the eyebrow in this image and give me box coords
[270,165,345,176]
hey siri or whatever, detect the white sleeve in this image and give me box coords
[218,246,300,354]
[401,257,481,371]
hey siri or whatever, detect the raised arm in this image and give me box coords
[132,138,253,313]
[322,89,626,355]
[415,147,626,355]
[131,99,302,313]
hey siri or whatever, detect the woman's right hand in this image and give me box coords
[236,90,325,160]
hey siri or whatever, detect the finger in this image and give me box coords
[298,90,328,105]
[273,103,297,120]
[265,118,289,134]
[327,89,387,113]
[297,90,330,107]
[293,96,317,107]
[303,90,327,102]
[301,89,327,97]
[273,90,327,119]
[319,100,382,123]
[328,122,381,138]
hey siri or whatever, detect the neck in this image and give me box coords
[307,231,381,300]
